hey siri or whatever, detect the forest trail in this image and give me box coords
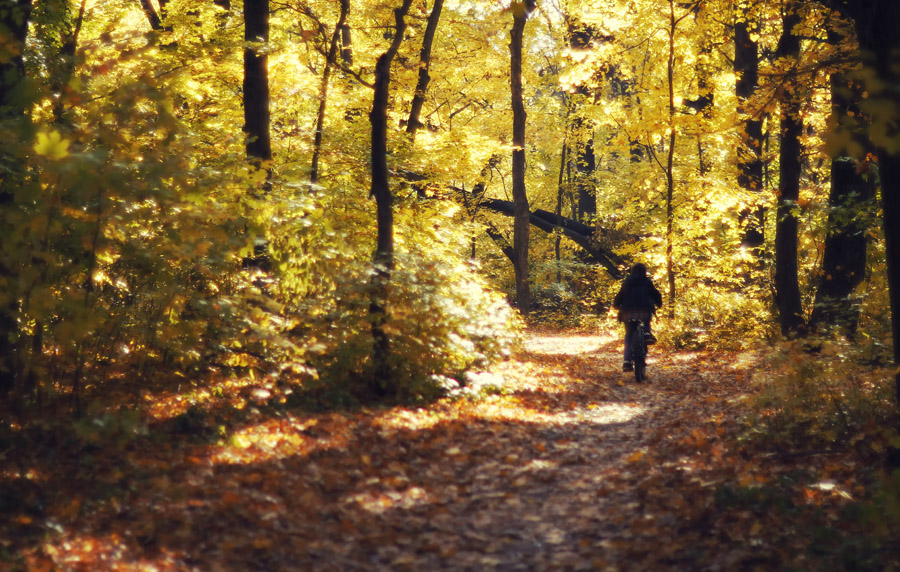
[8,330,863,571]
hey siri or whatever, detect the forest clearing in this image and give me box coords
[3,0,900,569]
[3,329,893,571]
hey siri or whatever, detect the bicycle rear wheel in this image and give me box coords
[631,321,647,382]
[634,356,646,382]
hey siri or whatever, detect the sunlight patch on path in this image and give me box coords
[523,333,616,356]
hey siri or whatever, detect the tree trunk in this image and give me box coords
[734,17,766,252]
[694,10,713,177]
[664,0,680,319]
[406,0,444,141]
[243,0,272,166]
[773,3,805,337]
[556,140,568,283]
[573,125,597,223]
[565,18,596,224]
[0,0,34,398]
[310,0,350,185]
[810,31,875,334]
[369,0,414,396]
[51,0,87,122]
[138,0,163,30]
[509,0,536,313]
[835,0,900,420]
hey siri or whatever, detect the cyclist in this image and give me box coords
[612,263,663,372]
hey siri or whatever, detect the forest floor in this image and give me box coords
[1,328,893,571]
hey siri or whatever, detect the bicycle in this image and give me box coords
[627,318,649,383]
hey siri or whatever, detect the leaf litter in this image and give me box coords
[2,329,886,570]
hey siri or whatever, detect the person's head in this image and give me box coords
[630,263,647,277]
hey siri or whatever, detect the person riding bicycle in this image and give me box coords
[612,263,663,372]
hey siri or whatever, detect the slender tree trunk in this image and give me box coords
[0,0,34,399]
[773,3,805,337]
[565,18,596,224]
[735,17,766,253]
[694,9,713,177]
[310,0,350,185]
[369,0,414,395]
[509,0,536,313]
[556,140,568,283]
[810,30,875,334]
[51,0,87,123]
[406,0,444,141]
[243,0,272,166]
[664,0,679,319]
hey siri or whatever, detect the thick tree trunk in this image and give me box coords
[406,0,444,141]
[369,0,414,396]
[138,0,163,30]
[810,36,875,334]
[773,4,805,337]
[835,0,900,416]
[734,18,766,252]
[573,127,597,223]
[0,0,34,398]
[340,20,353,65]
[509,1,536,313]
[243,0,272,166]
[310,0,350,185]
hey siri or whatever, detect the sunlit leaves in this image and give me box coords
[33,130,70,159]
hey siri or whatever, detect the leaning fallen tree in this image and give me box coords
[450,186,625,279]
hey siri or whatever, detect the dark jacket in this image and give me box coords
[613,274,663,320]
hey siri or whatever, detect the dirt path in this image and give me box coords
[8,330,862,570]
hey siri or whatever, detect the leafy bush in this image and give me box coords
[266,193,522,405]
[747,337,896,450]
[0,57,287,408]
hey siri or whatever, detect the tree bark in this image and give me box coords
[734,17,766,252]
[310,0,350,185]
[773,3,805,337]
[50,0,87,122]
[138,0,163,31]
[556,140,568,283]
[509,0,536,313]
[663,0,682,319]
[369,0,414,395]
[694,10,713,177]
[406,0,444,141]
[832,0,900,417]
[565,17,596,224]
[243,0,272,166]
[0,0,34,398]
[810,27,875,334]
[573,125,597,223]
[340,18,353,65]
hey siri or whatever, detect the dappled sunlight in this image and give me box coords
[210,416,348,466]
[348,486,434,515]
[523,333,617,356]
